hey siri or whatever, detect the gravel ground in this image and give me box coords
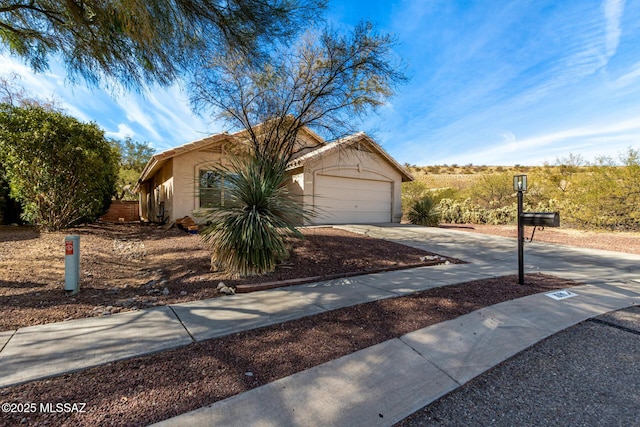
[397,306,640,427]
[0,224,455,331]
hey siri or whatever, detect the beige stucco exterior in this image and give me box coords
[293,139,404,224]
[136,128,412,225]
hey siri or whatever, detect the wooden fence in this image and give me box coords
[100,200,140,223]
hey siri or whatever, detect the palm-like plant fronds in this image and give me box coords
[408,196,440,227]
[196,153,307,277]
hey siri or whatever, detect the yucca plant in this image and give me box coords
[408,196,440,227]
[195,153,307,277]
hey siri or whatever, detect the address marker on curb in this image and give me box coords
[545,290,577,300]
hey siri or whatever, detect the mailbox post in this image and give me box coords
[514,175,527,285]
[514,175,560,285]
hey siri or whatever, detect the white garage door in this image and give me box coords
[313,175,392,224]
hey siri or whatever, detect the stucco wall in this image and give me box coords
[143,160,174,222]
[139,133,406,225]
[171,148,225,221]
[149,134,322,223]
[285,168,305,226]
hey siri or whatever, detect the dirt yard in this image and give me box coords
[2,222,638,332]
[442,223,640,254]
[0,223,454,331]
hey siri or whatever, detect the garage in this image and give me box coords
[313,174,393,224]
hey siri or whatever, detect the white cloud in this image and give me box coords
[515,2,626,105]
[613,61,640,88]
[105,123,135,140]
[435,116,640,166]
[501,131,516,146]
[145,86,219,145]
[510,116,640,152]
[604,0,625,56]
[0,55,61,99]
[112,94,162,142]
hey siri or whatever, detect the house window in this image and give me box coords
[200,170,222,208]
[199,170,237,208]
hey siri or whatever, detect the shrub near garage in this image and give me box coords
[408,196,440,226]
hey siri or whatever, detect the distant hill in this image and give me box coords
[401,159,639,231]
[405,164,539,175]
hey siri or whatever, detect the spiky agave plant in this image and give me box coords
[196,153,307,277]
[408,196,441,227]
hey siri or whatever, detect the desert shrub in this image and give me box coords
[485,204,516,225]
[463,172,514,208]
[401,180,430,216]
[426,165,440,173]
[196,154,306,277]
[438,198,469,224]
[568,150,640,230]
[461,204,486,224]
[0,104,118,230]
[408,196,440,226]
[430,187,458,203]
[404,149,640,231]
[438,198,515,225]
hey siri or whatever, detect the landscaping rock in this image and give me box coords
[217,283,235,295]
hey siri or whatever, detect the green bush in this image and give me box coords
[196,154,307,277]
[0,104,118,230]
[401,180,429,216]
[403,149,640,231]
[439,198,470,224]
[408,196,440,226]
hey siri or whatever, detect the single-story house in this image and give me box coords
[134,126,413,225]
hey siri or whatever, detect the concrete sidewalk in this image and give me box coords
[152,281,640,426]
[1,225,639,425]
[0,261,506,388]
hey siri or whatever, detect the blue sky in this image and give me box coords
[2,0,640,166]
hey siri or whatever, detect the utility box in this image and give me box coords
[520,212,560,228]
[64,235,80,295]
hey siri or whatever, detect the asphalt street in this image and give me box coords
[399,305,640,427]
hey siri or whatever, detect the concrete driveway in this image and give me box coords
[337,224,640,284]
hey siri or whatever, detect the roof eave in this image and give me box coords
[287,132,414,182]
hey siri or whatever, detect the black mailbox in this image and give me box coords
[520,212,560,227]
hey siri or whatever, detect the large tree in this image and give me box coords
[113,137,154,200]
[193,21,406,276]
[0,0,325,89]
[0,103,119,230]
[192,21,405,160]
